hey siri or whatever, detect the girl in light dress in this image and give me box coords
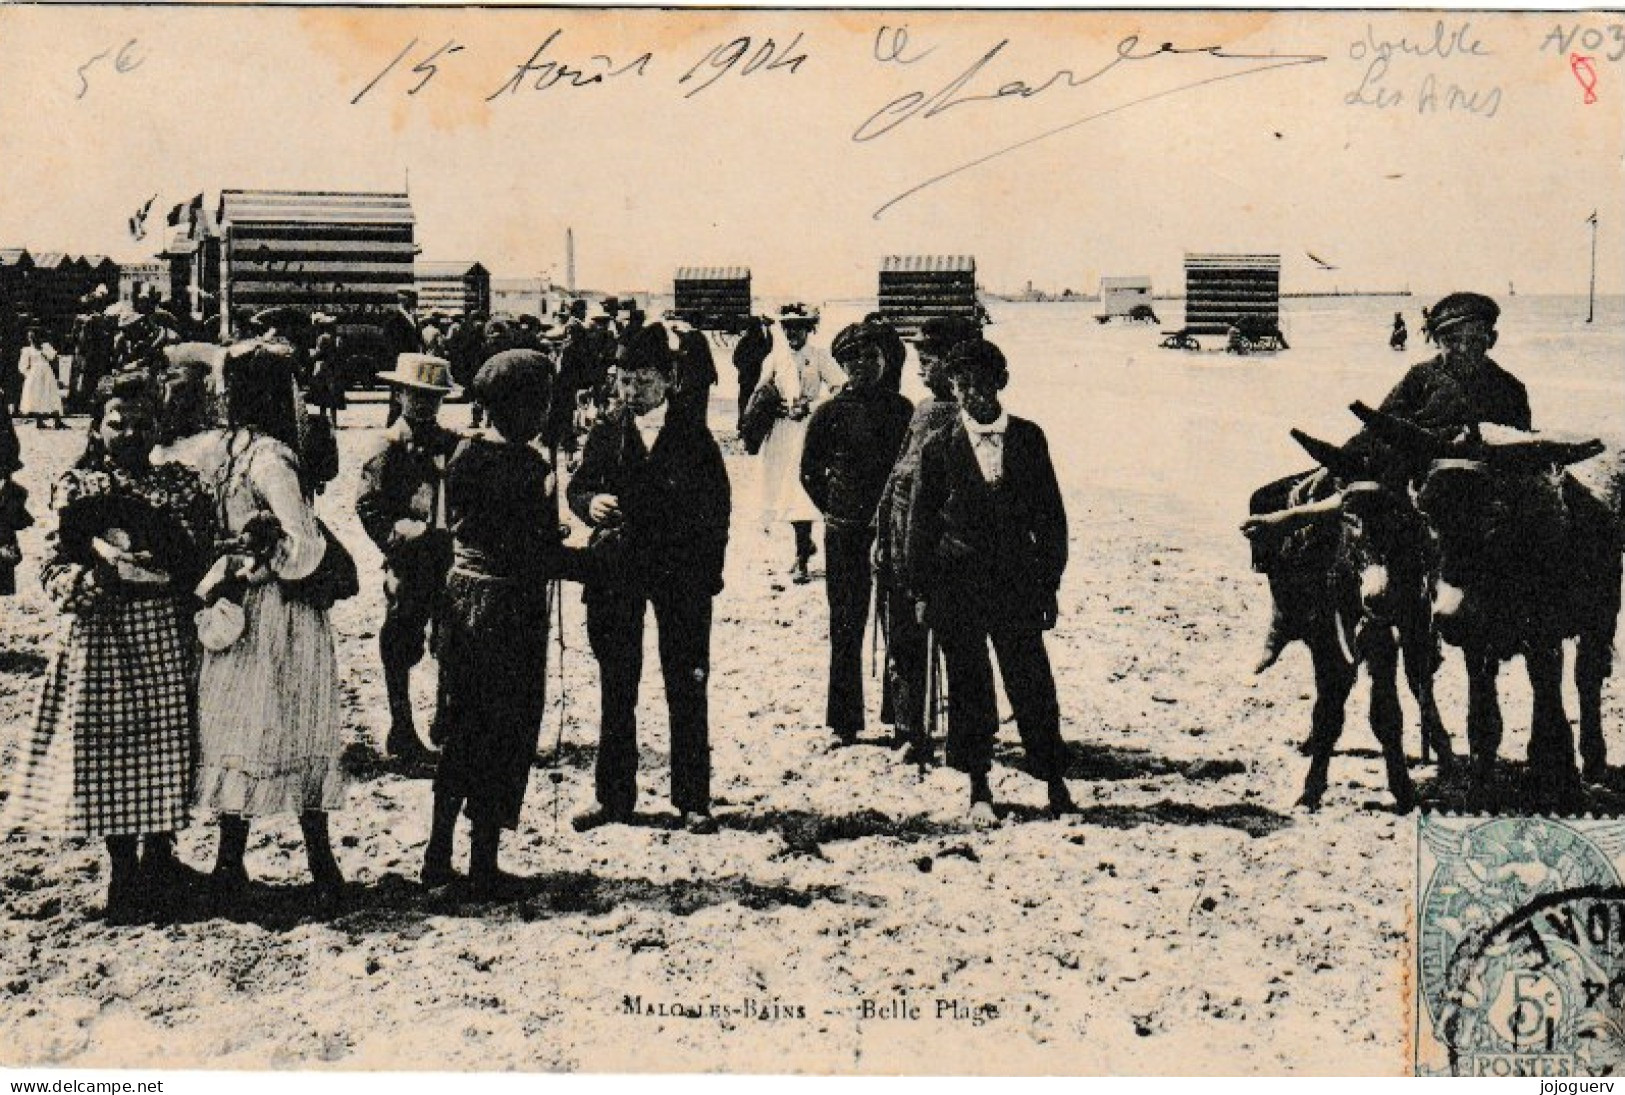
[190,345,347,911]
[18,326,68,429]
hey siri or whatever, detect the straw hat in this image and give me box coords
[377,353,458,394]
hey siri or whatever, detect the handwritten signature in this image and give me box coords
[861,34,1326,218]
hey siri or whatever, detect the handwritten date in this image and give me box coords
[678,33,808,98]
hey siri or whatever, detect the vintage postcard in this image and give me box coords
[0,4,1621,1077]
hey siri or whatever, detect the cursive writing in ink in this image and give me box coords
[866,36,1326,217]
[678,32,807,98]
[873,25,934,66]
[352,39,466,104]
[486,30,652,101]
[856,36,1315,143]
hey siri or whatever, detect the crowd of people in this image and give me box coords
[1,283,1552,924]
[0,278,1088,921]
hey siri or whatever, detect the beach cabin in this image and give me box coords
[0,250,35,316]
[1096,276,1156,324]
[168,189,416,336]
[672,266,752,334]
[119,261,166,306]
[85,256,120,302]
[1162,253,1285,352]
[416,261,490,318]
[877,255,982,339]
[27,253,83,333]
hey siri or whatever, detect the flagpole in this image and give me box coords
[1587,212,1597,324]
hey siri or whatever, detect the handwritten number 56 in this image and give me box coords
[76,39,144,100]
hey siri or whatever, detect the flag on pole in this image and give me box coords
[166,193,205,230]
[1587,210,1598,226]
[127,194,156,241]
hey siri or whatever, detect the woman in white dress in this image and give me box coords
[18,327,67,429]
[753,305,846,582]
[192,345,346,910]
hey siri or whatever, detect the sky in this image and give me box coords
[1,7,1620,300]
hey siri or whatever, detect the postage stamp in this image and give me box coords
[1417,814,1625,1077]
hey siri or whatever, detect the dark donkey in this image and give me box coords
[1245,422,1452,812]
[1352,402,1621,806]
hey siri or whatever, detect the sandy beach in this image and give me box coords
[1,294,1621,1074]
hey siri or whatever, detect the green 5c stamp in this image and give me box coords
[1417,815,1625,1077]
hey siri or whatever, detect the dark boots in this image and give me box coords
[791,521,816,584]
[422,793,462,887]
[211,814,251,904]
[104,836,141,924]
[383,655,435,764]
[300,810,346,910]
[469,823,521,899]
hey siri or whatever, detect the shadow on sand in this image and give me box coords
[109,864,881,933]
[1004,800,1290,837]
[1015,741,1248,784]
[340,741,671,784]
[1416,761,1625,816]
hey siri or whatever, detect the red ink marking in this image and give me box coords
[1571,53,1598,105]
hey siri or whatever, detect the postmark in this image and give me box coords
[1417,815,1625,1076]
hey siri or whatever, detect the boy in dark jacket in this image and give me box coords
[800,323,913,746]
[906,339,1076,824]
[567,324,731,834]
[872,317,981,763]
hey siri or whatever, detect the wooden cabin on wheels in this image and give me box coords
[1095,276,1157,324]
[876,254,985,340]
[671,266,753,337]
[1161,253,1287,353]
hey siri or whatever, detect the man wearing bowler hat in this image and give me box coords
[567,323,731,834]
[356,353,462,765]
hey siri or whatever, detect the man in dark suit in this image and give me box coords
[568,324,731,834]
[906,339,1076,824]
[380,290,424,427]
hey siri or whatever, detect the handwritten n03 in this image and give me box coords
[350,30,809,105]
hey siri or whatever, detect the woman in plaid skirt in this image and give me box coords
[4,371,216,922]
[191,346,347,910]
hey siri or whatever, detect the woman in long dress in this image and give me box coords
[753,306,846,582]
[18,327,67,429]
[4,372,215,921]
[191,345,346,909]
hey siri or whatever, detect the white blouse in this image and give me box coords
[757,341,846,406]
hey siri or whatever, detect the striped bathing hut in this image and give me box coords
[1180,253,1281,336]
[416,261,490,318]
[876,254,980,340]
[214,190,416,331]
[673,266,752,333]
